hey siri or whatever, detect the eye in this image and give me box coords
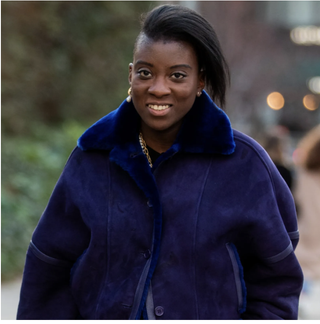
[171,72,186,80]
[137,69,152,78]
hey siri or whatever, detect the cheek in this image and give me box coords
[131,90,143,106]
[176,88,197,105]
[176,81,198,97]
[131,80,147,98]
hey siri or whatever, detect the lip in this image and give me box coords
[146,103,172,117]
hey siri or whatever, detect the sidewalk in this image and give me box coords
[1,277,22,320]
[298,280,320,319]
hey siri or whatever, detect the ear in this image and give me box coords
[128,63,133,85]
[198,69,205,92]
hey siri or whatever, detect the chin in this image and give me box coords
[144,118,183,134]
[149,125,170,132]
[148,120,176,130]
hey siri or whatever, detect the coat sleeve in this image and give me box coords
[236,143,303,319]
[17,148,91,319]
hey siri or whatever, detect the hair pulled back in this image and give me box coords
[135,4,230,108]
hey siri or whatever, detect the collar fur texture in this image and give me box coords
[78,90,235,155]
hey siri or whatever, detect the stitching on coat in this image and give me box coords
[94,156,111,318]
[233,134,277,197]
[193,158,213,319]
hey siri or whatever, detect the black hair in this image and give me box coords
[134,4,230,108]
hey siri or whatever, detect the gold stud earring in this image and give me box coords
[126,87,132,102]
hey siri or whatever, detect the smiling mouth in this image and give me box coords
[147,104,171,111]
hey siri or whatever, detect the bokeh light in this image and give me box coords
[267,92,285,110]
[290,26,320,46]
[303,94,319,111]
[308,76,320,94]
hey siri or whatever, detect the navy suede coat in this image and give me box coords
[17,92,303,320]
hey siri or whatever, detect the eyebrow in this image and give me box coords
[135,60,153,67]
[170,64,192,70]
[135,61,192,70]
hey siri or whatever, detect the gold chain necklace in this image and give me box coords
[139,132,153,168]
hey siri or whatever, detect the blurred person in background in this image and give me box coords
[17,4,303,320]
[261,126,294,190]
[294,124,320,319]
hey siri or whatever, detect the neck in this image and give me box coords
[140,122,181,153]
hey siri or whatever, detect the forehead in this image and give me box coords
[134,35,198,68]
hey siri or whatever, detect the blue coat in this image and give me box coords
[17,92,303,319]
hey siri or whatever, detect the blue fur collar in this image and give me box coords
[78,90,235,155]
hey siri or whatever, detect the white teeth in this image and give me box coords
[148,104,170,111]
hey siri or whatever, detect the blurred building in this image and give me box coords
[179,1,320,140]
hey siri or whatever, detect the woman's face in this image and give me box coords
[129,36,204,135]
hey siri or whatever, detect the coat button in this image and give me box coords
[147,200,153,207]
[143,249,151,259]
[155,306,164,317]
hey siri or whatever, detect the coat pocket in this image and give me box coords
[29,240,74,268]
[226,242,247,314]
[70,248,88,283]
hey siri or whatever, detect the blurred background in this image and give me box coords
[1,0,320,319]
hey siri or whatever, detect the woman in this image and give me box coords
[294,125,320,319]
[17,5,303,320]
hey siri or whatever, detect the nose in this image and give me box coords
[148,77,171,97]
